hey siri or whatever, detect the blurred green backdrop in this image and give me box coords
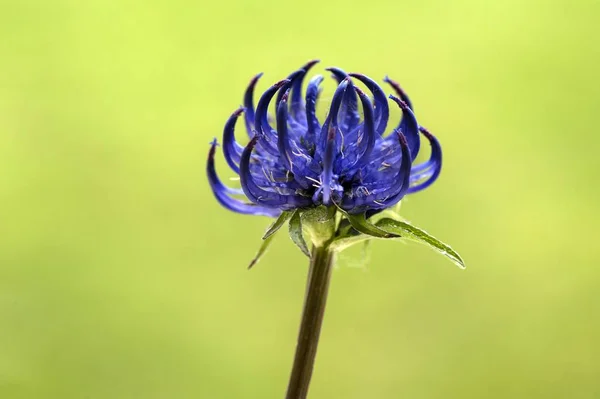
[1,0,599,398]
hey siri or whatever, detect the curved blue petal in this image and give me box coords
[290,59,319,116]
[326,67,360,131]
[384,76,413,111]
[342,130,411,213]
[275,69,306,117]
[276,90,294,170]
[407,126,442,194]
[240,136,312,209]
[305,74,323,148]
[377,131,413,206]
[326,67,349,83]
[349,73,390,136]
[350,87,376,170]
[207,139,279,217]
[243,73,263,137]
[388,95,420,161]
[320,79,350,204]
[254,79,290,155]
[222,107,245,173]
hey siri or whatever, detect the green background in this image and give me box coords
[1,0,599,398]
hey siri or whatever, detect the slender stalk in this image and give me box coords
[285,244,335,399]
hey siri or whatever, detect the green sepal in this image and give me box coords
[248,233,276,269]
[300,205,336,247]
[262,211,293,240]
[289,210,311,257]
[344,211,399,239]
[377,218,465,269]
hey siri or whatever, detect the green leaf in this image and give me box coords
[344,212,399,239]
[262,211,293,240]
[248,234,276,269]
[376,218,465,269]
[289,210,311,257]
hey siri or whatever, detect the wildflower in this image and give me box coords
[207,60,441,216]
[205,61,464,399]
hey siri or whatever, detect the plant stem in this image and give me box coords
[285,244,335,399]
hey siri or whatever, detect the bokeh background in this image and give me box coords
[1,0,599,398]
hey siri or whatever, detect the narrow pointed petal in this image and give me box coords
[254,79,290,154]
[352,87,376,169]
[291,59,319,109]
[319,78,349,151]
[207,139,243,195]
[326,67,350,83]
[243,73,263,137]
[388,95,420,160]
[321,123,336,205]
[384,76,413,110]
[408,126,442,193]
[320,79,350,204]
[349,73,390,136]
[305,74,324,146]
[339,83,360,133]
[343,130,412,212]
[207,139,278,217]
[326,67,359,131]
[239,136,311,209]
[222,107,245,173]
[276,90,294,170]
[256,79,290,134]
[275,70,305,112]
[380,131,413,205]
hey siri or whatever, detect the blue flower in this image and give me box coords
[207,60,442,217]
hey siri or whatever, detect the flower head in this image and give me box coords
[207,60,442,216]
